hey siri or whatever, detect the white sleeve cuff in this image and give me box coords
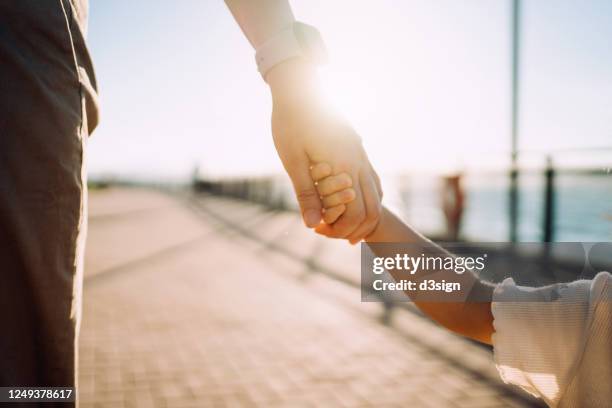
[491,274,600,404]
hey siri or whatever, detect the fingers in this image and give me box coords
[312,159,382,241]
[346,169,382,244]
[310,162,333,182]
[321,188,356,208]
[316,172,352,196]
[287,152,323,228]
[323,169,365,238]
[314,222,334,236]
[311,163,352,225]
[322,204,346,224]
[310,162,354,227]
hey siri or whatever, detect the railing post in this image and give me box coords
[543,156,555,242]
[509,164,519,242]
[508,0,521,243]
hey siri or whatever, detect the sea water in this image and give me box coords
[385,172,612,242]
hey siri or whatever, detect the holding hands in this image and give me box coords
[268,61,382,243]
[309,162,369,243]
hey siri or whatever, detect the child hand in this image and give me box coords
[310,162,356,225]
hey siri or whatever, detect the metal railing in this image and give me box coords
[193,157,611,243]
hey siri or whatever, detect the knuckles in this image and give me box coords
[338,173,353,188]
[341,189,356,202]
[296,188,320,204]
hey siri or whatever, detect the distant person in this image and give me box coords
[311,162,611,408]
[441,173,465,241]
[0,0,380,404]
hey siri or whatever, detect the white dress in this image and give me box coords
[491,271,611,408]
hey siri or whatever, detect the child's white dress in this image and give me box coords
[492,271,611,407]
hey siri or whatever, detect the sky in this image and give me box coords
[86,0,612,180]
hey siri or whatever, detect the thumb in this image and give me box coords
[287,153,322,228]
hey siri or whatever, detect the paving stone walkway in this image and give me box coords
[78,188,542,407]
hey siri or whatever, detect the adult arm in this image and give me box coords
[225,0,382,241]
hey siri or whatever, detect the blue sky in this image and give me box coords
[86,0,612,180]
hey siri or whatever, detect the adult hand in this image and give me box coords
[267,59,382,243]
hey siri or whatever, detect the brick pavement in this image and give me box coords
[78,188,542,407]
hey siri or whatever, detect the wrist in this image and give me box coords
[267,59,320,102]
[364,207,390,242]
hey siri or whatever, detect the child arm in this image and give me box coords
[310,163,494,344]
[366,208,495,345]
